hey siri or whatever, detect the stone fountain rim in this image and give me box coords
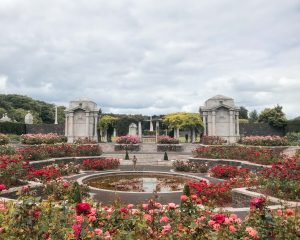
[77,171,209,194]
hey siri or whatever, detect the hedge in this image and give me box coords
[286,120,300,133]
[0,122,26,135]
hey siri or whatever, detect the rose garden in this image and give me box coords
[0,96,299,239]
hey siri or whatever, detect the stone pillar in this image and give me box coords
[202,113,207,135]
[138,121,142,139]
[113,128,117,137]
[54,106,58,124]
[176,128,180,139]
[229,111,234,136]
[149,116,153,131]
[85,112,90,137]
[192,128,196,143]
[94,115,98,141]
[68,112,74,143]
[155,121,159,142]
[65,116,68,136]
[212,111,216,136]
[236,112,239,136]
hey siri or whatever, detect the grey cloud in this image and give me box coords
[0,0,300,118]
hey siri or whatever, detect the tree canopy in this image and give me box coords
[99,115,119,129]
[239,106,248,119]
[249,110,259,123]
[163,112,203,130]
[258,105,287,128]
[0,94,65,124]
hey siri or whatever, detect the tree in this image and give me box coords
[258,105,287,128]
[239,106,248,119]
[163,112,203,141]
[98,115,119,142]
[249,110,258,123]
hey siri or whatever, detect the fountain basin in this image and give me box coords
[77,171,208,204]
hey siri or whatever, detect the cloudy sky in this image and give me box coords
[0,0,300,118]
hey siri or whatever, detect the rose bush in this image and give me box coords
[0,134,9,145]
[210,164,250,179]
[18,144,102,161]
[21,133,67,144]
[192,145,284,164]
[157,136,179,144]
[81,158,120,170]
[239,135,289,146]
[201,136,227,145]
[116,135,140,144]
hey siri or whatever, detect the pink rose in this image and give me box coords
[229,225,236,233]
[180,195,188,202]
[160,216,169,223]
[127,204,134,209]
[168,203,176,209]
[94,228,103,235]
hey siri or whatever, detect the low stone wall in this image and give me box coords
[114,144,140,151]
[189,157,268,172]
[157,144,183,152]
[232,187,300,208]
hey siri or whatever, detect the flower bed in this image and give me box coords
[157,136,179,144]
[172,160,209,173]
[201,135,227,145]
[0,145,16,155]
[0,155,29,187]
[18,144,102,161]
[239,135,289,146]
[0,134,9,145]
[256,157,300,201]
[192,145,284,165]
[21,133,67,144]
[116,135,140,144]
[0,191,298,239]
[210,164,250,179]
[81,158,120,170]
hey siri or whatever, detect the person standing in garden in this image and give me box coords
[132,155,137,171]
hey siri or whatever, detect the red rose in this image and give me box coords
[212,214,225,224]
[76,202,91,215]
[250,197,265,209]
[0,184,7,191]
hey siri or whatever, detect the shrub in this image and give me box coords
[210,164,250,179]
[116,135,140,144]
[18,144,102,161]
[286,132,300,145]
[157,136,179,144]
[201,136,227,145]
[21,133,67,144]
[258,157,300,201]
[81,158,120,170]
[173,160,209,173]
[239,135,289,146]
[0,134,9,145]
[0,121,26,135]
[0,155,29,187]
[192,145,283,164]
[0,145,16,155]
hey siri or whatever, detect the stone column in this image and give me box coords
[113,128,117,137]
[229,111,234,136]
[212,111,216,136]
[94,115,98,142]
[138,121,142,139]
[85,112,90,137]
[68,112,74,143]
[176,128,180,139]
[192,128,196,143]
[202,113,207,135]
[65,116,68,136]
[236,112,239,136]
[149,116,153,131]
[155,121,159,142]
[54,106,58,124]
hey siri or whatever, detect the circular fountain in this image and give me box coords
[77,171,208,204]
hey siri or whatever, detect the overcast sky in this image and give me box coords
[0,0,300,118]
